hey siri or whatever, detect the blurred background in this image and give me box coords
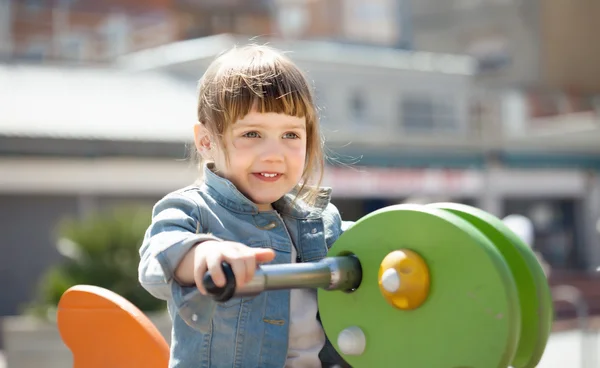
[1,0,600,367]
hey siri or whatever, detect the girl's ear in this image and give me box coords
[193,123,212,156]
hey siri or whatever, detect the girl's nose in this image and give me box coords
[260,139,285,162]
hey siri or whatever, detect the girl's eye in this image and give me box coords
[283,132,300,139]
[243,131,260,138]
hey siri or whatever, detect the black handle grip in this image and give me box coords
[202,261,237,302]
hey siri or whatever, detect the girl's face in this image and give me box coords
[197,109,307,211]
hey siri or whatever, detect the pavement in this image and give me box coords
[0,330,597,368]
[537,330,599,368]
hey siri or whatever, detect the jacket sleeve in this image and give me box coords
[138,191,220,301]
[323,202,355,249]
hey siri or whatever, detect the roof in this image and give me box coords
[116,33,476,75]
[0,63,197,142]
[0,34,475,143]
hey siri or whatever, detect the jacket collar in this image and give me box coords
[201,162,332,219]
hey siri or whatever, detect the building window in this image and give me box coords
[276,4,309,39]
[504,199,583,271]
[454,0,483,10]
[101,14,130,59]
[24,0,44,13]
[464,33,511,73]
[23,39,49,60]
[59,34,87,61]
[400,93,458,133]
[349,91,367,122]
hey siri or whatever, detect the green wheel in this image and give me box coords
[319,204,521,368]
[429,202,553,368]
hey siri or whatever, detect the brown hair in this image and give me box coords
[195,44,325,206]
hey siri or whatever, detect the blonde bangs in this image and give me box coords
[211,48,315,130]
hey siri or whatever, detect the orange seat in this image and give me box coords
[57,285,170,368]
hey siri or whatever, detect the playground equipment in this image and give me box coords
[57,203,553,368]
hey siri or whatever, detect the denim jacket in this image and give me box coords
[138,164,353,368]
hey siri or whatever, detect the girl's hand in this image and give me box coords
[193,240,275,295]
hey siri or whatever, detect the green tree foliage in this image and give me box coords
[27,206,165,318]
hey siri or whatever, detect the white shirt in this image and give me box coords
[285,245,326,368]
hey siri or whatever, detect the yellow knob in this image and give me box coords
[378,249,430,310]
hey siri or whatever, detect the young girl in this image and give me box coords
[138,44,352,368]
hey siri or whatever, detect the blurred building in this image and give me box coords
[412,0,600,277]
[1,0,412,63]
[175,0,273,39]
[0,62,198,316]
[411,0,600,93]
[272,0,412,48]
[1,0,273,63]
[2,0,180,62]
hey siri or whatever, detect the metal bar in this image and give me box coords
[231,256,362,298]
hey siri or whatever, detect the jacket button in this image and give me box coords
[258,222,277,230]
[192,314,198,322]
[311,228,317,234]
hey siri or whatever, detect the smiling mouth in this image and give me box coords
[253,172,282,182]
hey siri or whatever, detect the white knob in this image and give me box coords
[381,268,401,293]
[337,326,366,355]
